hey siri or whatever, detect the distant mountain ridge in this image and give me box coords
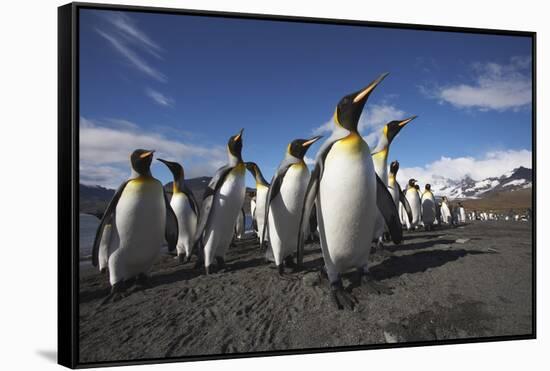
[80,176,256,216]
[428,166,532,199]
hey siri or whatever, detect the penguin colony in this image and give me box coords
[91,73,478,308]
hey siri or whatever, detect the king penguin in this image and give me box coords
[193,129,246,274]
[405,179,422,230]
[245,162,270,248]
[421,184,436,231]
[92,149,178,295]
[157,159,199,263]
[371,116,416,245]
[387,160,412,227]
[263,135,322,275]
[297,73,403,310]
[440,196,452,224]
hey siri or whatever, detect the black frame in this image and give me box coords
[58,2,537,369]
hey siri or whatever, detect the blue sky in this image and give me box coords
[79,9,533,190]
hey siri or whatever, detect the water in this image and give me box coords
[80,213,99,260]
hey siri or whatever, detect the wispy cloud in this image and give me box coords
[96,29,166,82]
[397,149,532,195]
[146,88,174,107]
[421,56,532,111]
[104,12,163,59]
[311,103,408,148]
[80,117,226,188]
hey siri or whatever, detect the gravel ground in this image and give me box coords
[78,220,533,364]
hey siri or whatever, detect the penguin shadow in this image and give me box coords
[402,233,445,241]
[225,256,269,272]
[369,249,488,281]
[300,256,325,271]
[150,265,206,288]
[387,239,457,253]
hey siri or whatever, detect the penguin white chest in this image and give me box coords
[203,165,246,264]
[318,134,376,273]
[255,184,269,242]
[406,189,422,225]
[171,192,197,256]
[113,178,166,277]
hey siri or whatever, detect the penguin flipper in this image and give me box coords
[398,184,414,223]
[376,175,403,244]
[192,165,233,253]
[164,193,179,251]
[92,180,129,267]
[180,182,199,217]
[296,140,337,265]
[260,163,293,245]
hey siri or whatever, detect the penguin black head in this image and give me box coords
[334,73,388,132]
[408,178,417,188]
[287,136,323,160]
[130,149,154,176]
[425,184,431,191]
[245,161,269,186]
[415,184,420,190]
[157,158,184,180]
[228,128,244,162]
[384,116,417,145]
[389,160,400,175]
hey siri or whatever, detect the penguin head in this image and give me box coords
[157,158,184,181]
[130,149,154,176]
[287,136,323,160]
[415,184,420,191]
[408,178,417,187]
[389,160,400,175]
[245,161,269,186]
[425,184,431,191]
[383,116,417,145]
[227,128,244,162]
[334,73,388,132]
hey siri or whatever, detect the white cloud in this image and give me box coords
[80,117,226,188]
[146,88,174,107]
[397,149,532,193]
[304,155,315,166]
[312,104,408,148]
[424,56,532,111]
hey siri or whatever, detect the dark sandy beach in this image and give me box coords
[78,220,533,363]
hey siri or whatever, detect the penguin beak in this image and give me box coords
[140,150,155,159]
[398,115,417,127]
[353,72,389,104]
[234,128,244,141]
[157,158,178,174]
[302,135,323,148]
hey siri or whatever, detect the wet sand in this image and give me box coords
[78,220,533,364]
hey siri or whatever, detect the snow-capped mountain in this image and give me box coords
[428,166,532,199]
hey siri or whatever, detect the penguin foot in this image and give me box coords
[284,256,296,269]
[216,257,226,272]
[277,264,284,276]
[363,274,394,295]
[100,281,126,305]
[100,267,107,275]
[330,281,356,311]
[176,254,186,264]
[205,265,212,275]
[135,273,152,290]
[194,259,204,270]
